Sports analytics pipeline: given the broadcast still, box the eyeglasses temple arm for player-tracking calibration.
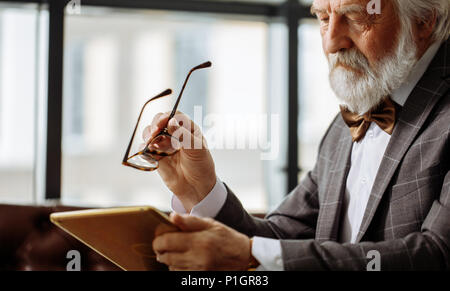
[168,61,211,120]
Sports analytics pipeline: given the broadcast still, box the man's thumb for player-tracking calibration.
[170,213,212,232]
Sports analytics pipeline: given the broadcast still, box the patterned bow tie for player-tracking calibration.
[340,98,397,142]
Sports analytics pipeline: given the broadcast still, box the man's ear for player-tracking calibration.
[415,9,437,41]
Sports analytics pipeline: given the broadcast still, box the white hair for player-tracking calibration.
[392,0,450,44]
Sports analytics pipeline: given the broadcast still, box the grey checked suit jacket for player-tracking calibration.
[214,39,450,271]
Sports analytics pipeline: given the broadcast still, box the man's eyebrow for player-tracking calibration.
[310,4,327,16]
[334,4,365,15]
[310,4,365,16]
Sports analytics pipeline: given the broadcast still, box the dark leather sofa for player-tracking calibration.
[0,203,266,271]
[0,203,120,271]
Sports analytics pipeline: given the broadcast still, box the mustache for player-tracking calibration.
[328,49,375,78]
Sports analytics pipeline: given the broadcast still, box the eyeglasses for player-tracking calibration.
[122,61,212,171]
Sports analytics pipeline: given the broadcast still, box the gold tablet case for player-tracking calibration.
[50,206,178,271]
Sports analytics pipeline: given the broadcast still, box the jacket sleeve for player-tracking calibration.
[214,166,320,240]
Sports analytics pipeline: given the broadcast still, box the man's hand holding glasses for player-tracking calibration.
[122,61,217,212]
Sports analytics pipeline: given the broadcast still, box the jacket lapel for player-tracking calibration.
[315,128,353,243]
[355,40,450,242]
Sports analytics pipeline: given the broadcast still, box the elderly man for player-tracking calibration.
[150,0,450,270]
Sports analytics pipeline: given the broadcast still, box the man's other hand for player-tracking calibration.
[153,213,252,271]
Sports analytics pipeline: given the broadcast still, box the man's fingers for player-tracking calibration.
[167,112,201,135]
[140,111,207,157]
[142,112,170,142]
[153,232,191,254]
[169,122,201,146]
[166,118,205,151]
[154,223,179,237]
[144,111,196,141]
[142,111,202,145]
[157,250,203,271]
[157,252,191,269]
[170,213,213,232]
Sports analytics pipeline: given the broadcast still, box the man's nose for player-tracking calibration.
[323,14,353,54]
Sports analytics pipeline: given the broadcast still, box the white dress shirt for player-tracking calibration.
[171,41,442,271]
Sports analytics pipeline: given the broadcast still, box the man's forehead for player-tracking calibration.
[312,0,367,12]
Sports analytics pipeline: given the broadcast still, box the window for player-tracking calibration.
[298,20,339,178]
[1,0,318,214]
[0,3,47,204]
[62,7,287,212]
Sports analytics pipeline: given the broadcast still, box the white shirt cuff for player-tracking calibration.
[252,236,284,271]
[171,177,228,218]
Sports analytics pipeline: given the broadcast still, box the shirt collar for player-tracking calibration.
[391,41,442,106]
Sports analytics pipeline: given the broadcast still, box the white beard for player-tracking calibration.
[328,27,418,115]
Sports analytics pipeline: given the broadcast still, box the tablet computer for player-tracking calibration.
[50,206,178,271]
